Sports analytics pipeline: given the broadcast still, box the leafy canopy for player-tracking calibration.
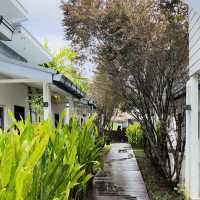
[43,39,89,92]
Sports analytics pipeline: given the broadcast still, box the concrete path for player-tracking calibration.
[88,143,149,200]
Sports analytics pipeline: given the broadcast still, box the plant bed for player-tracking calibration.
[0,112,104,200]
[85,144,111,199]
[134,148,184,200]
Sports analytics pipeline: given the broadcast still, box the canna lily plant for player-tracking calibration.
[0,112,103,200]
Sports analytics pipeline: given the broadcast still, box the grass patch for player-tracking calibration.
[134,148,184,200]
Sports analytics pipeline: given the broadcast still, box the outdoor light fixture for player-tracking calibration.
[65,103,70,108]
[0,16,14,41]
[43,102,49,108]
[185,105,191,111]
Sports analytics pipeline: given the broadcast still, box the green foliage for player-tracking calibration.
[175,184,189,200]
[0,112,103,200]
[155,121,161,137]
[126,123,144,147]
[43,40,89,92]
[134,149,184,200]
[28,96,43,123]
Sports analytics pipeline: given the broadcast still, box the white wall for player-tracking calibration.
[51,103,65,125]
[189,0,200,76]
[0,75,28,128]
[186,1,200,197]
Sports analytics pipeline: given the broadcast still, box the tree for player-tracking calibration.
[62,0,188,187]
[90,64,122,132]
[43,39,89,92]
[29,41,90,122]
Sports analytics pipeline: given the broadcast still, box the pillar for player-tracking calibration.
[64,97,74,124]
[185,79,191,193]
[69,97,74,119]
[43,82,51,120]
[64,103,70,124]
[186,76,200,200]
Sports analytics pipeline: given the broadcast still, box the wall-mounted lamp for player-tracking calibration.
[185,105,191,111]
[65,103,70,108]
[43,102,49,108]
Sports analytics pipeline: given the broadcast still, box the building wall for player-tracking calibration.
[177,90,200,189]
[186,1,200,198]
[0,74,28,128]
[0,41,27,62]
[189,1,200,76]
[0,39,28,128]
[51,103,66,125]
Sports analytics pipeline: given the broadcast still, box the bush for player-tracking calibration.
[0,112,103,200]
[126,122,144,148]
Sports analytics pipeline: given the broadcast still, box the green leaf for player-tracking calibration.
[0,135,14,188]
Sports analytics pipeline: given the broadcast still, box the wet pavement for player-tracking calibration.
[87,143,149,200]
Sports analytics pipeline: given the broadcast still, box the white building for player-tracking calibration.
[185,0,200,199]
[0,0,91,129]
[111,112,135,130]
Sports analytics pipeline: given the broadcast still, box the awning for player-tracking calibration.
[0,56,85,99]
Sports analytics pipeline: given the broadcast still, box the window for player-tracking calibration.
[55,113,60,127]
[0,106,4,129]
[14,106,25,121]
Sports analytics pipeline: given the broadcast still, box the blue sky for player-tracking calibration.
[18,0,94,77]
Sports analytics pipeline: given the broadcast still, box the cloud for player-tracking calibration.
[18,0,95,78]
[19,0,64,44]
[39,35,70,52]
[18,0,70,54]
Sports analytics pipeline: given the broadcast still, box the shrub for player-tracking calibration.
[126,122,144,148]
[0,112,103,200]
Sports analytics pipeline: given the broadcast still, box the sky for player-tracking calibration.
[188,1,200,13]
[19,0,66,50]
[18,0,94,77]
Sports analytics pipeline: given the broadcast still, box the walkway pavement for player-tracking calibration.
[88,143,149,200]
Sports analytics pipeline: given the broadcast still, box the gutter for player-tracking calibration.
[173,84,200,100]
[173,86,186,100]
[80,98,97,109]
[53,74,85,99]
[88,100,97,109]
[0,54,84,99]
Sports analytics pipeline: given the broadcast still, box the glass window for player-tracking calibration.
[0,107,4,129]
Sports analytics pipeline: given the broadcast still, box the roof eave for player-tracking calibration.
[53,74,85,99]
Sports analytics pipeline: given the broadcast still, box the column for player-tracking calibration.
[43,82,51,120]
[185,79,191,194]
[64,97,74,124]
[69,97,74,119]
[64,103,70,124]
[186,76,200,200]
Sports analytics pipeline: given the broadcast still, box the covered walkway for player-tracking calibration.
[88,143,149,200]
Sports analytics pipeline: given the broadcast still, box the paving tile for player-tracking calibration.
[87,143,149,200]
